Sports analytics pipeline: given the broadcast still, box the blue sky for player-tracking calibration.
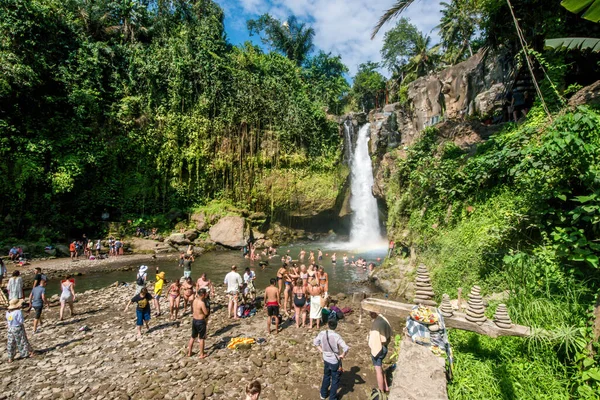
[214,0,443,76]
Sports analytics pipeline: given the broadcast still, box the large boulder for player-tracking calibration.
[183,229,198,241]
[166,233,190,246]
[569,80,600,107]
[190,212,208,231]
[208,216,246,249]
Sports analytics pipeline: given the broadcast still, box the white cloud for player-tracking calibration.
[216,0,443,76]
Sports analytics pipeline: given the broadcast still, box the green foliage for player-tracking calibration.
[385,106,600,398]
[546,37,600,52]
[562,0,600,23]
[0,0,342,241]
[349,62,386,112]
[303,51,350,114]
[437,0,482,64]
[247,14,315,66]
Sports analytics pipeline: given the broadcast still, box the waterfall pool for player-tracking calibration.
[44,241,388,297]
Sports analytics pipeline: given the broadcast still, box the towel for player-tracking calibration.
[368,314,392,357]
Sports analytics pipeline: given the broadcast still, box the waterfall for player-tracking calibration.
[349,123,382,245]
[343,120,353,164]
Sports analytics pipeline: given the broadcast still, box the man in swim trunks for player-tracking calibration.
[264,278,280,334]
[318,249,323,261]
[187,288,210,358]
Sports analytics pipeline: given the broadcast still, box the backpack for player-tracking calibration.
[370,389,388,400]
[331,305,344,320]
[136,274,145,286]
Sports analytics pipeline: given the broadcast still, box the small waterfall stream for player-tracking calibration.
[343,120,354,164]
[349,123,382,246]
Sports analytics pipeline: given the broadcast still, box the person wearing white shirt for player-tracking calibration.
[224,265,243,319]
[243,267,256,301]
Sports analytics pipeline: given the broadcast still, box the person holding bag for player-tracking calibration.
[313,314,349,400]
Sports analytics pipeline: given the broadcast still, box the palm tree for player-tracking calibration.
[247,14,315,65]
[372,0,417,39]
[403,33,442,80]
[105,0,148,43]
[437,0,481,63]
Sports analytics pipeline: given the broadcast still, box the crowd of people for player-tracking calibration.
[2,243,392,399]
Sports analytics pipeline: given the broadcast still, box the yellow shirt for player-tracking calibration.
[154,275,165,295]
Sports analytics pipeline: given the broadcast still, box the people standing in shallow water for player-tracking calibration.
[188,288,210,358]
[342,254,348,265]
[298,248,306,262]
[309,251,315,264]
[318,249,323,261]
[331,253,337,263]
[264,278,280,334]
[124,287,152,338]
[167,278,181,320]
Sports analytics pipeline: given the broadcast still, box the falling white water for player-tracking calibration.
[343,120,354,164]
[349,123,382,246]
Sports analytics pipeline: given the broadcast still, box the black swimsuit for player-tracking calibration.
[294,292,306,307]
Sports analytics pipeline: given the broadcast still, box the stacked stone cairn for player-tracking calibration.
[439,294,454,318]
[493,304,513,329]
[465,285,486,325]
[413,264,437,306]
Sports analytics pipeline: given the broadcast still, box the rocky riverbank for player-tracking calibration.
[0,284,398,400]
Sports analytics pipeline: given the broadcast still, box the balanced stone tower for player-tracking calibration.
[413,264,437,306]
[465,285,486,324]
[493,304,513,329]
[439,294,454,317]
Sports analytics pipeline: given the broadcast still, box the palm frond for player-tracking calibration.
[371,0,418,39]
[545,37,600,52]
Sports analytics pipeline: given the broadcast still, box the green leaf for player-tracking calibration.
[545,37,600,52]
[561,0,600,22]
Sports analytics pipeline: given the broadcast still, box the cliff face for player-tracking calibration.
[363,50,513,203]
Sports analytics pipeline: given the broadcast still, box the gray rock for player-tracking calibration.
[208,216,246,249]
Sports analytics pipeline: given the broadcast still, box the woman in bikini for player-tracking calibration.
[181,277,195,314]
[283,265,300,316]
[167,279,182,320]
[276,265,287,302]
[317,266,329,297]
[292,278,308,328]
[299,264,308,287]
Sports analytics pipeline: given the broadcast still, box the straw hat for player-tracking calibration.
[7,298,23,310]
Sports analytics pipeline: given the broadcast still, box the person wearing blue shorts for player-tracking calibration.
[124,287,153,337]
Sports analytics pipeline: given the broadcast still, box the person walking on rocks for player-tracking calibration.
[135,265,148,295]
[69,240,77,261]
[368,311,393,393]
[32,267,45,288]
[313,315,349,400]
[264,278,280,334]
[308,278,323,329]
[7,270,23,301]
[224,266,243,320]
[167,278,182,320]
[124,287,153,337]
[187,288,210,358]
[196,273,215,300]
[28,278,49,333]
[6,299,34,362]
[153,268,165,317]
[59,275,76,321]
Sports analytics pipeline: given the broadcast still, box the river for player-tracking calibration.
[45,241,388,297]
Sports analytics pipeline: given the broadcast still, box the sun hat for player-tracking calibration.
[157,271,165,279]
[7,299,23,310]
[139,265,148,273]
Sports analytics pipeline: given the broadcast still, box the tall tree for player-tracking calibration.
[247,14,315,65]
[350,62,387,112]
[437,0,481,63]
[303,51,350,113]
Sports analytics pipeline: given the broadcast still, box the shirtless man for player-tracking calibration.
[331,253,337,264]
[298,248,306,262]
[264,278,281,334]
[317,249,323,261]
[187,288,210,358]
